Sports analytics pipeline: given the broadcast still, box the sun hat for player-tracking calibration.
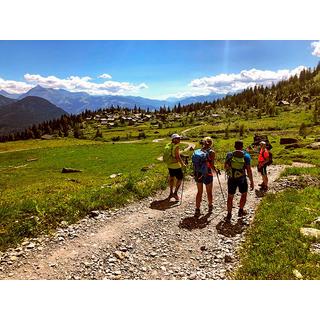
[171,133,181,139]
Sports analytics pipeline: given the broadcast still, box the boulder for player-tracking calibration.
[293,269,303,279]
[109,173,122,178]
[41,134,54,140]
[284,143,302,149]
[280,138,298,145]
[306,142,320,150]
[62,168,82,173]
[141,164,155,172]
[300,227,320,239]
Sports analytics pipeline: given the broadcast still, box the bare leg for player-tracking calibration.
[174,179,182,194]
[169,176,175,197]
[239,192,247,209]
[196,182,203,209]
[227,194,234,214]
[263,175,268,188]
[205,183,213,206]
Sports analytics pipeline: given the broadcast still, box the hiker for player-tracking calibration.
[257,141,269,191]
[192,137,215,216]
[164,133,186,201]
[224,140,254,222]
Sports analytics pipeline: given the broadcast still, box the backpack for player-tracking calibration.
[192,149,211,177]
[261,149,273,166]
[163,143,175,165]
[226,150,246,179]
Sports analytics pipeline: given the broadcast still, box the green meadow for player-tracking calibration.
[0,139,168,250]
[236,167,320,279]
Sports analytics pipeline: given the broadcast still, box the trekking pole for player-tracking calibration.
[179,158,188,205]
[179,173,185,206]
[214,167,226,203]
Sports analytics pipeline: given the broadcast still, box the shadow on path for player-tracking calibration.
[255,189,267,198]
[216,219,246,237]
[179,212,213,230]
[150,198,179,211]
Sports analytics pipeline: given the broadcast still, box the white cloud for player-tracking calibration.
[311,41,320,57]
[0,77,33,94]
[0,73,147,96]
[98,73,112,79]
[0,73,148,96]
[188,66,307,95]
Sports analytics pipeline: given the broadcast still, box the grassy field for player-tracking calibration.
[0,139,169,250]
[236,167,320,279]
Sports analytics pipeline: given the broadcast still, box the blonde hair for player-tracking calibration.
[202,136,213,145]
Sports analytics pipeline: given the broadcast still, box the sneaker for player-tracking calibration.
[225,212,232,222]
[172,192,179,201]
[194,208,201,217]
[238,208,247,217]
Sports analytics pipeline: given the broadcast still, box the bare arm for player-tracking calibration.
[246,164,254,190]
[175,145,185,167]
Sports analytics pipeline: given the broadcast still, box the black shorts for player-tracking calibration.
[228,177,248,195]
[168,168,183,180]
[194,170,213,185]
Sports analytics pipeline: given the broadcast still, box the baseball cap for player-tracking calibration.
[260,141,266,145]
[171,133,181,139]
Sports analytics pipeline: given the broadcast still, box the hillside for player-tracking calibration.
[0,90,20,99]
[0,96,68,135]
[0,94,15,107]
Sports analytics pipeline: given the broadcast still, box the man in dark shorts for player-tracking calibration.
[224,140,254,221]
[167,133,186,201]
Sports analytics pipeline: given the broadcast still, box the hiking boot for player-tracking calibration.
[208,205,213,213]
[172,192,179,201]
[260,185,268,192]
[225,212,232,222]
[194,208,201,217]
[167,193,174,200]
[238,208,247,217]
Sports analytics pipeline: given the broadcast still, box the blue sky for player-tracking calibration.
[0,40,319,99]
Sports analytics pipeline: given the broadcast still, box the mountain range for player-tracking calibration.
[0,86,225,115]
[0,95,68,135]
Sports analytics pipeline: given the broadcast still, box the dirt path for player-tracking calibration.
[0,164,287,280]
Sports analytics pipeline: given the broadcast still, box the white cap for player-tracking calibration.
[260,141,266,145]
[171,133,181,139]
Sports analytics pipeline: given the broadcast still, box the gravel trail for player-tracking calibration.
[0,165,285,280]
